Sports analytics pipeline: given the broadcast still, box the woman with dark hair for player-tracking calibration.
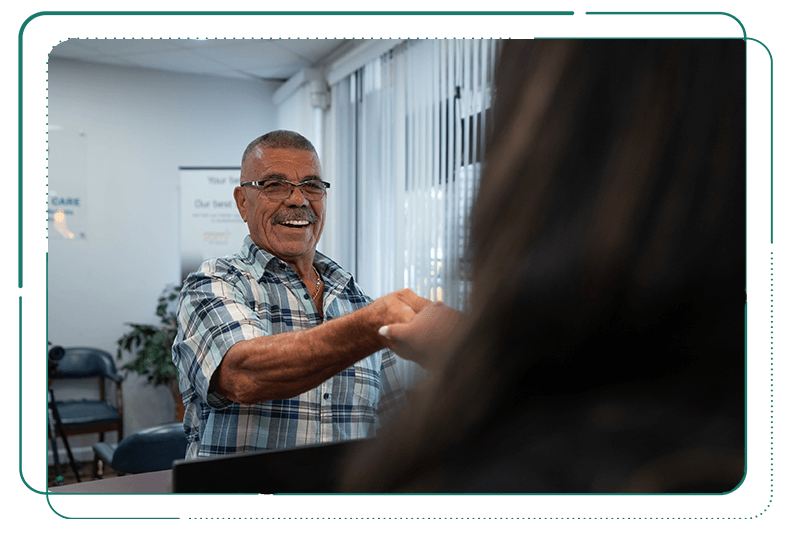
[340,39,746,493]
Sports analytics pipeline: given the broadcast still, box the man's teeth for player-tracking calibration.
[282,220,310,226]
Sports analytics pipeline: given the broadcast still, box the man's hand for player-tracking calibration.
[394,289,433,313]
[377,301,463,367]
[366,289,432,341]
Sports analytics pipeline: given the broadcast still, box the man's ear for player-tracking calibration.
[233,186,248,222]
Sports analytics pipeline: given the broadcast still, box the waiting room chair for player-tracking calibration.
[92,423,186,477]
[50,347,124,458]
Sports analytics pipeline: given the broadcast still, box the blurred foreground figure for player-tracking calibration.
[340,39,745,493]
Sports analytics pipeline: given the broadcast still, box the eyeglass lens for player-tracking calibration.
[263,181,326,201]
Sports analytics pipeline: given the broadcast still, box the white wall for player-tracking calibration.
[47,58,280,460]
[276,83,315,145]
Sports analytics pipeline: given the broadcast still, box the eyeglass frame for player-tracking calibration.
[240,178,331,201]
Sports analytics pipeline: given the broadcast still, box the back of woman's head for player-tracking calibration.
[468,39,745,397]
[340,39,745,492]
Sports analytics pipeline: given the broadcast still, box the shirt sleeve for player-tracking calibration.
[172,263,270,409]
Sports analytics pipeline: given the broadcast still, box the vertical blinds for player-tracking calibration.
[334,39,500,312]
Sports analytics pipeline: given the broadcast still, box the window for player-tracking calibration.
[333,40,500,312]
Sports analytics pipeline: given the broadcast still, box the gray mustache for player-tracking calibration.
[272,208,319,225]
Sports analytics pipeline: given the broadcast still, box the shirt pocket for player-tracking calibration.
[353,353,381,408]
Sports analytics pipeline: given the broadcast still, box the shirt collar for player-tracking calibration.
[239,235,353,288]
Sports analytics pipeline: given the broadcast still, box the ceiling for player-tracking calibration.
[49,38,351,81]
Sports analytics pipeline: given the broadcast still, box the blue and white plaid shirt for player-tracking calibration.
[172,236,409,458]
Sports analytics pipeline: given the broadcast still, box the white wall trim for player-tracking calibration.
[273,68,324,106]
[273,40,406,107]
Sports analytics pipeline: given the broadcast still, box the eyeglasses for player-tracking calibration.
[241,179,330,201]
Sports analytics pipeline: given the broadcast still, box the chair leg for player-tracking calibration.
[49,393,82,483]
[61,437,82,483]
[93,452,103,480]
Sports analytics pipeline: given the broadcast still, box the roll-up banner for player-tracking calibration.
[179,167,248,281]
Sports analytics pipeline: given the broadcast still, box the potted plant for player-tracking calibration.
[116,284,185,423]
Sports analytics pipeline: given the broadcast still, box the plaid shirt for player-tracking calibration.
[172,236,408,458]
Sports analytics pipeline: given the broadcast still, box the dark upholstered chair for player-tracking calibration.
[93,423,186,477]
[51,347,124,456]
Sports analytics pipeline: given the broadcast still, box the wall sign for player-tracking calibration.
[48,127,88,240]
[179,167,248,281]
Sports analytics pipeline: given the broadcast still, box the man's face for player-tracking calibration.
[234,146,326,264]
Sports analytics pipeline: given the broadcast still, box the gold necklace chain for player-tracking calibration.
[311,266,322,300]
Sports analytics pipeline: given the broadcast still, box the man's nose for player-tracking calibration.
[285,184,309,206]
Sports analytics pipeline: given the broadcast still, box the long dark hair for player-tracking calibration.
[340,39,745,492]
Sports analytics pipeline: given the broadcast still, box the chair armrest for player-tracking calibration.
[106,372,124,383]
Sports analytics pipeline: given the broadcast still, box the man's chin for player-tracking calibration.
[262,240,318,261]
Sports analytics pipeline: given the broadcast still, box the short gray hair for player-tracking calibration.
[241,130,318,164]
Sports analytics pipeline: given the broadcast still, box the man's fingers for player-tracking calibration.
[396,289,433,312]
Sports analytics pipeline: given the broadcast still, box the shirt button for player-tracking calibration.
[323,393,330,400]
[304,293,310,299]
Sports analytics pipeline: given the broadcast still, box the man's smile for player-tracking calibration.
[278,219,312,228]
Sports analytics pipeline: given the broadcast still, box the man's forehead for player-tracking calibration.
[242,146,321,178]
[250,146,318,164]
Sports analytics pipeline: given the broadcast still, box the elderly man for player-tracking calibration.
[172,130,425,458]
